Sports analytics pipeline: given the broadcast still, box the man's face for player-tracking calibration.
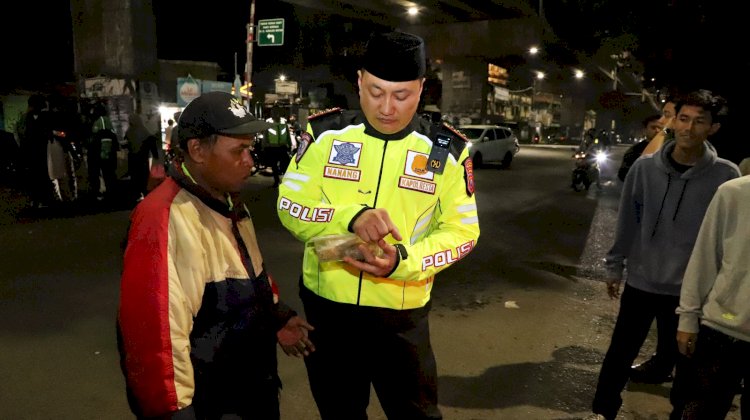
[659,101,676,127]
[673,105,719,150]
[644,120,663,141]
[358,70,424,135]
[200,134,255,194]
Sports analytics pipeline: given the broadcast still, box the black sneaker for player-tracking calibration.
[630,357,673,384]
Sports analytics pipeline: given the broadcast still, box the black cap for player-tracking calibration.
[177,91,273,148]
[363,31,426,82]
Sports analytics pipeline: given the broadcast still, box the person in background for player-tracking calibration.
[87,102,118,201]
[17,94,52,209]
[124,113,159,202]
[163,118,174,151]
[287,113,301,153]
[641,96,678,156]
[117,91,315,419]
[586,90,741,420]
[617,114,663,182]
[276,31,480,420]
[262,109,292,188]
[671,175,750,419]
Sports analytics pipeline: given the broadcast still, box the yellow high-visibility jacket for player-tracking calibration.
[277,109,480,310]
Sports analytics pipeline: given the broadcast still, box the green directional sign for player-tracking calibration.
[258,18,284,46]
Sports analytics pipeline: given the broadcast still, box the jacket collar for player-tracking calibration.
[168,162,243,218]
[362,115,419,140]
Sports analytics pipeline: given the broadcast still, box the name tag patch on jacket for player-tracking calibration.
[328,140,362,167]
[399,177,436,194]
[324,166,361,181]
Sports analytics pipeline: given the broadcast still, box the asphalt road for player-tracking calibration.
[0,145,741,419]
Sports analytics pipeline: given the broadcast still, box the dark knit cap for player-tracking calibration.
[177,91,272,149]
[363,31,426,82]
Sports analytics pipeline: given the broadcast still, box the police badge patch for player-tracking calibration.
[463,157,475,197]
[296,132,313,163]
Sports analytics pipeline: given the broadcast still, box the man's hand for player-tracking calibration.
[343,238,399,278]
[277,316,315,358]
[606,279,621,299]
[352,208,402,243]
[677,330,697,358]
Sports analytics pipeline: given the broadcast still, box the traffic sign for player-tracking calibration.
[258,18,284,46]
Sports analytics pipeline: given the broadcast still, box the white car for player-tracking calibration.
[458,125,520,168]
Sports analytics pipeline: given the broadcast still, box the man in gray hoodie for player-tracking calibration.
[587,90,741,420]
[671,174,750,418]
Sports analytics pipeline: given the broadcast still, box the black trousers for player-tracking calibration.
[264,146,289,185]
[592,283,680,419]
[300,284,442,420]
[671,325,749,419]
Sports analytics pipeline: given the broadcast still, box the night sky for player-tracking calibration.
[0,1,294,92]
[4,0,746,96]
[2,0,748,160]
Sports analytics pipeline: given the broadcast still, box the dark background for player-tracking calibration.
[2,0,748,162]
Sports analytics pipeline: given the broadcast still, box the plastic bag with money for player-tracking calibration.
[311,233,384,262]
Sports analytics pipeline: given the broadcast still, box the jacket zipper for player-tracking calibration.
[356,139,389,305]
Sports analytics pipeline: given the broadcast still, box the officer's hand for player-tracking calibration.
[277,316,315,358]
[352,209,402,243]
[676,330,697,358]
[606,279,621,299]
[343,238,399,278]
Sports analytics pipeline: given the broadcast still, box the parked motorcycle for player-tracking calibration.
[571,148,606,191]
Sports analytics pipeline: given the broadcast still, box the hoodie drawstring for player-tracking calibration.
[650,174,690,237]
[673,180,689,221]
[651,174,672,238]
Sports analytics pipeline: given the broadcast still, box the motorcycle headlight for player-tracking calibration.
[595,151,608,164]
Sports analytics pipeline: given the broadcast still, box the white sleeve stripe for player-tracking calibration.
[282,180,302,191]
[284,172,310,182]
[461,216,479,225]
[457,203,477,213]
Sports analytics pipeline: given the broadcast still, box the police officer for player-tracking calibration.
[262,108,292,187]
[276,31,480,419]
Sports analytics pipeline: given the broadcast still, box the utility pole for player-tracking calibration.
[245,0,256,110]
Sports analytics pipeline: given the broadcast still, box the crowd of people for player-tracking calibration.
[114,30,750,420]
[11,94,163,213]
[589,89,744,420]
[7,29,743,420]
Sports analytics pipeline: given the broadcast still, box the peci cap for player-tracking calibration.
[362,31,426,82]
[177,91,273,148]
